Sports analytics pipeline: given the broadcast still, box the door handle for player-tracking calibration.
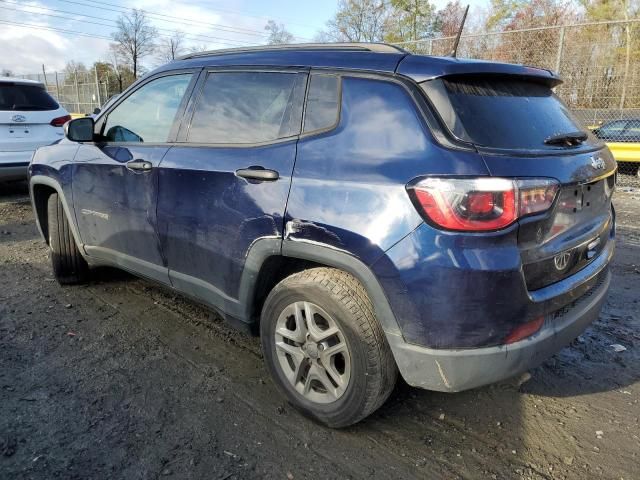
[235,167,279,181]
[126,160,153,172]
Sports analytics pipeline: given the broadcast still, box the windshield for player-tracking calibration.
[421,75,595,151]
[0,83,59,111]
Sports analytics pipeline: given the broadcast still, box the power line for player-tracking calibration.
[0,2,254,47]
[82,0,317,36]
[0,19,113,41]
[52,0,301,40]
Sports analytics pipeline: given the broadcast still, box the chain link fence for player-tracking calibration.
[395,19,640,187]
[16,68,108,116]
[12,21,640,186]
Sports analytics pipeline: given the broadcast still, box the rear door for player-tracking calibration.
[0,81,68,158]
[156,69,307,315]
[420,75,616,290]
[72,71,197,283]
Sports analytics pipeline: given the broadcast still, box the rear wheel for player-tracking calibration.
[260,268,397,427]
[47,193,88,284]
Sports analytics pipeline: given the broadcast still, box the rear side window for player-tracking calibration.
[304,74,340,133]
[303,74,340,133]
[187,72,306,144]
[421,76,589,150]
[0,83,58,111]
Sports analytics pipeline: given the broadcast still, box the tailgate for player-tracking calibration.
[481,147,616,290]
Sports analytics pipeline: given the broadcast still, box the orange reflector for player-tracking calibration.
[504,316,544,344]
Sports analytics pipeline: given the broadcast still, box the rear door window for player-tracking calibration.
[421,76,592,151]
[303,74,340,133]
[187,71,306,144]
[0,83,58,111]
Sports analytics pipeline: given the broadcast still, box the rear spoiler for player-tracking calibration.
[397,54,562,87]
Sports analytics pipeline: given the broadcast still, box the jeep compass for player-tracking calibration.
[29,43,616,427]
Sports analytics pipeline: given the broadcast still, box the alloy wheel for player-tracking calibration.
[274,301,351,404]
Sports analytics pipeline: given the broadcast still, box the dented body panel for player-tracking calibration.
[157,141,297,301]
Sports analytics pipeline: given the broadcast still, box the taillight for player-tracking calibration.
[408,177,559,232]
[50,115,72,127]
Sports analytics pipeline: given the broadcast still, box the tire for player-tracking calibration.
[47,193,89,284]
[260,267,397,428]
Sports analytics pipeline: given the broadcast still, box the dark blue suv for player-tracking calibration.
[29,43,616,427]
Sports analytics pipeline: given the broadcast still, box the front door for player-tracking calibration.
[156,70,307,317]
[72,72,196,283]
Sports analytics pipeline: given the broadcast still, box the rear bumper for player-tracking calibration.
[388,269,610,392]
[0,150,33,181]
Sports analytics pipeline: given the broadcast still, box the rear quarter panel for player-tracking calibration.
[285,74,488,266]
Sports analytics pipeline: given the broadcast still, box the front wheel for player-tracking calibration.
[260,268,397,428]
[47,193,89,284]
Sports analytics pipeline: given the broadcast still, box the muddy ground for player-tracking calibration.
[1,181,638,480]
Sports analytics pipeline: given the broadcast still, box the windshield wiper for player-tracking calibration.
[544,131,588,146]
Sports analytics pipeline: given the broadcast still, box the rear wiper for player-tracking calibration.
[544,131,588,146]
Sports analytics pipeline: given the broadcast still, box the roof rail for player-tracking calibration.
[177,42,407,60]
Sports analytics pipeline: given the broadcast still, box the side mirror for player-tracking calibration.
[93,107,101,115]
[64,117,94,142]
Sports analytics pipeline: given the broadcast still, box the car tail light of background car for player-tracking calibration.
[50,115,72,127]
[407,177,559,232]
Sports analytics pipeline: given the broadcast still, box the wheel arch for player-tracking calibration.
[29,175,83,250]
[240,238,402,338]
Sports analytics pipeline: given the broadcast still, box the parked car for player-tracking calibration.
[29,43,616,427]
[592,118,640,176]
[1,77,70,182]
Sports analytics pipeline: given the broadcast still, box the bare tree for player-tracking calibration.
[1,68,14,77]
[265,20,294,44]
[433,1,467,37]
[385,0,435,42]
[112,9,157,78]
[62,61,88,84]
[157,31,186,62]
[108,44,135,93]
[320,0,390,42]
[189,43,210,54]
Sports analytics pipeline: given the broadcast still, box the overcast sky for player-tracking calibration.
[0,0,488,74]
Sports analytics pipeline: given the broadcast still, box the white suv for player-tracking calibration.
[1,77,70,182]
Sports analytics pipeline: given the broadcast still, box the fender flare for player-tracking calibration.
[266,239,403,337]
[29,175,84,251]
[224,238,403,339]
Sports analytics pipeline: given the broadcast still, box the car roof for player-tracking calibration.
[0,76,45,87]
[157,42,561,86]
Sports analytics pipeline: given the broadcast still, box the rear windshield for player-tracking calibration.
[421,76,590,150]
[0,83,59,111]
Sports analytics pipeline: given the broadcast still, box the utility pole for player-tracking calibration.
[74,68,81,113]
[94,65,102,108]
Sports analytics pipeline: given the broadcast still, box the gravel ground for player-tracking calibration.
[1,180,638,480]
